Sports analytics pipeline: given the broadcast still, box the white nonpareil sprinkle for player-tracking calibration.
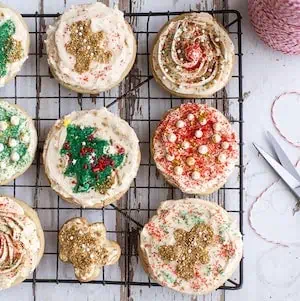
[166,153,174,161]
[10,116,20,126]
[191,171,200,180]
[80,125,84,130]
[0,121,8,131]
[10,151,20,162]
[165,68,169,73]
[213,122,222,132]
[0,143,4,152]
[72,159,77,165]
[82,141,86,146]
[215,37,220,42]
[222,141,230,150]
[208,68,212,72]
[186,157,195,166]
[212,134,222,143]
[162,76,166,80]
[167,133,177,143]
[200,118,207,126]
[174,166,183,175]
[176,66,180,70]
[79,32,83,36]
[8,138,18,148]
[181,141,190,150]
[187,114,194,121]
[218,153,227,163]
[195,129,203,138]
[176,120,185,128]
[177,49,181,54]
[198,145,208,155]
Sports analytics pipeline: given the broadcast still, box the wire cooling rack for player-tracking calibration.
[0,9,243,294]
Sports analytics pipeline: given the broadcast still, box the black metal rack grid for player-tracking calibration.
[0,9,244,294]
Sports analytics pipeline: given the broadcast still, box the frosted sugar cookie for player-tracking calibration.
[45,3,136,94]
[0,100,37,185]
[151,13,234,98]
[152,103,238,194]
[59,217,120,282]
[43,108,140,208]
[0,196,44,290]
[140,199,243,294]
[0,3,30,87]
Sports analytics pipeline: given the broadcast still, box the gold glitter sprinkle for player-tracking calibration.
[6,37,23,63]
[96,175,115,194]
[65,20,112,74]
[158,223,214,280]
[59,223,109,277]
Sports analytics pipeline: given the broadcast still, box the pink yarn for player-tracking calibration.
[248,0,300,54]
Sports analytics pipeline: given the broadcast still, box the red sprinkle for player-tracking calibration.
[80,147,94,156]
[92,156,114,173]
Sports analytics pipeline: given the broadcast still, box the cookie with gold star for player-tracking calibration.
[0,3,30,87]
[43,108,140,208]
[139,198,243,295]
[152,103,239,195]
[0,100,37,185]
[45,3,136,94]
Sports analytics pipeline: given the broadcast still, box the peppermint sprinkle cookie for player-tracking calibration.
[45,3,136,94]
[0,196,44,290]
[59,217,121,282]
[0,3,30,87]
[139,199,243,295]
[43,108,140,208]
[0,101,37,185]
[151,13,234,98]
[152,103,238,194]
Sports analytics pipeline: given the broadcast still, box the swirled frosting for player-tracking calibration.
[152,13,234,97]
[0,196,40,289]
[45,3,136,93]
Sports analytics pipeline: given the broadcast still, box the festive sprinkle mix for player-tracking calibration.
[65,20,112,74]
[158,223,214,280]
[0,20,23,77]
[60,124,125,193]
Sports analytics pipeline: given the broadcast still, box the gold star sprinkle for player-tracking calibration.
[65,20,112,74]
[158,223,214,280]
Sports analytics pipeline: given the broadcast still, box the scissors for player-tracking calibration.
[253,131,300,214]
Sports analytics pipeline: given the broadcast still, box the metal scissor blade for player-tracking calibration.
[267,131,300,182]
[253,143,300,199]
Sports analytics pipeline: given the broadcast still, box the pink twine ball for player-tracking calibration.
[248,0,300,54]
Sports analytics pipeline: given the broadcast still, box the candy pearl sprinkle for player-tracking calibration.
[191,171,200,180]
[181,141,190,150]
[187,114,194,121]
[167,133,177,143]
[8,138,18,148]
[218,153,227,163]
[166,153,175,161]
[198,145,208,155]
[195,130,203,138]
[212,134,221,143]
[213,122,222,132]
[174,166,183,175]
[11,152,20,162]
[176,120,185,128]
[186,157,195,166]
[200,118,207,126]
[222,141,229,150]
[10,116,20,126]
[0,121,8,131]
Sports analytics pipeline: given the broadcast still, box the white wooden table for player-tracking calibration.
[1,0,300,300]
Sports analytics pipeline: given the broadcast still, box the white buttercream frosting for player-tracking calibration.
[45,3,136,93]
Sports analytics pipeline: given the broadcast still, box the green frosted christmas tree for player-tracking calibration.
[61,124,125,193]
